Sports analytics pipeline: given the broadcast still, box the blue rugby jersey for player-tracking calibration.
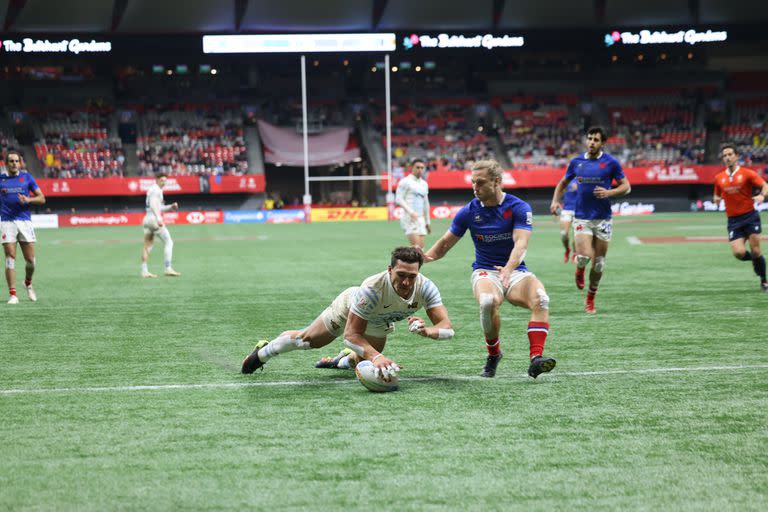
[0,172,40,221]
[564,152,625,220]
[450,193,532,271]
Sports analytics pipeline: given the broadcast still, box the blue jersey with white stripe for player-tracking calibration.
[450,193,532,271]
[0,172,40,221]
[564,152,624,220]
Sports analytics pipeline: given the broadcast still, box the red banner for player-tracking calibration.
[37,175,265,197]
[382,165,723,190]
[58,210,223,227]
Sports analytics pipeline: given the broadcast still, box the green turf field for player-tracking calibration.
[2,212,767,511]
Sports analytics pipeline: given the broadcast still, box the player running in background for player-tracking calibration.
[241,246,453,378]
[395,159,431,248]
[141,173,180,278]
[550,126,631,314]
[713,143,768,292]
[558,180,579,263]
[423,159,555,379]
[0,150,45,304]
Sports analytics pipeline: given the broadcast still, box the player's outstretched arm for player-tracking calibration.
[423,231,460,263]
[408,305,454,339]
[343,313,400,378]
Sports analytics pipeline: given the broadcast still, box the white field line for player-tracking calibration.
[2,364,768,396]
[626,236,643,245]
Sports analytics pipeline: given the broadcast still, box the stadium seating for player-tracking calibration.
[33,109,126,178]
[375,99,498,171]
[722,97,768,164]
[598,91,705,166]
[136,104,247,176]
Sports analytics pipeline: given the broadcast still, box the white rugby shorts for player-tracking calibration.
[1,220,36,243]
[400,215,428,236]
[320,286,394,339]
[471,268,534,297]
[573,218,613,242]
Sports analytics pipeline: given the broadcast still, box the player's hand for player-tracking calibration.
[415,247,435,263]
[593,186,610,199]
[17,194,29,204]
[372,354,400,382]
[408,316,428,337]
[549,201,561,215]
[494,265,513,288]
[410,212,418,221]
[754,194,766,205]
[171,202,179,211]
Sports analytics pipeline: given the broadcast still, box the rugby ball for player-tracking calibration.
[355,360,399,393]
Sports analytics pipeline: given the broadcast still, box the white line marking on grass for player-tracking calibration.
[2,364,768,396]
[626,236,642,245]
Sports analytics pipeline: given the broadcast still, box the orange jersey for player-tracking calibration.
[713,167,766,217]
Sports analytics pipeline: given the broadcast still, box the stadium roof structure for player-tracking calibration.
[2,0,767,33]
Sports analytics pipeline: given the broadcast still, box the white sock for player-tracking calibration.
[336,355,351,369]
[141,263,149,273]
[258,334,310,362]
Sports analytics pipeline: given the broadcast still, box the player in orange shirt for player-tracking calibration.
[713,144,768,292]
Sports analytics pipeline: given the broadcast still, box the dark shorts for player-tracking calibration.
[727,210,762,241]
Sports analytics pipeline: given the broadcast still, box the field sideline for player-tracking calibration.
[2,212,767,511]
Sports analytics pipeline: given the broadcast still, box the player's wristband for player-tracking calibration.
[437,328,455,340]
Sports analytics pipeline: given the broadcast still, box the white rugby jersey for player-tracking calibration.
[145,183,164,218]
[350,270,443,328]
[395,174,430,218]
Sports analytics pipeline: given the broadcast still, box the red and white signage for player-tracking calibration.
[393,205,464,220]
[383,165,723,190]
[37,175,266,197]
[58,211,223,227]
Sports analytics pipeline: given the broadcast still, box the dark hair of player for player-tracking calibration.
[155,172,168,179]
[411,159,426,167]
[720,142,738,155]
[586,126,608,142]
[391,246,424,268]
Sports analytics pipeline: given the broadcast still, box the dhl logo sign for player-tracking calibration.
[311,207,388,222]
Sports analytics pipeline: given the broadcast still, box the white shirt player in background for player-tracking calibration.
[395,159,431,248]
[241,246,454,381]
[141,173,180,278]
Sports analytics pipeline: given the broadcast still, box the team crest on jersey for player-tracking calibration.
[576,225,583,231]
[478,271,488,277]
[475,234,484,242]
[526,212,532,225]
[503,209,513,219]
[357,297,368,308]
[599,163,606,169]
[474,214,483,224]
[408,302,418,309]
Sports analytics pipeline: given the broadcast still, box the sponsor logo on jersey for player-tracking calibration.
[408,302,418,309]
[475,232,513,243]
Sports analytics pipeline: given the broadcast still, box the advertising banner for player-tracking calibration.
[223,210,305,224]
[382,165,723,190]
[37,175,265,197]
[31,214,59,229]
[311,207,388,222]
[59,211,222,227]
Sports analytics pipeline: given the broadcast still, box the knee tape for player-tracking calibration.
[479,293,496,332]
[5,257,14,270]
[146,245,153,253]
[594,256,606,273]
[576,255,591,268]
[536,288,550,311]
